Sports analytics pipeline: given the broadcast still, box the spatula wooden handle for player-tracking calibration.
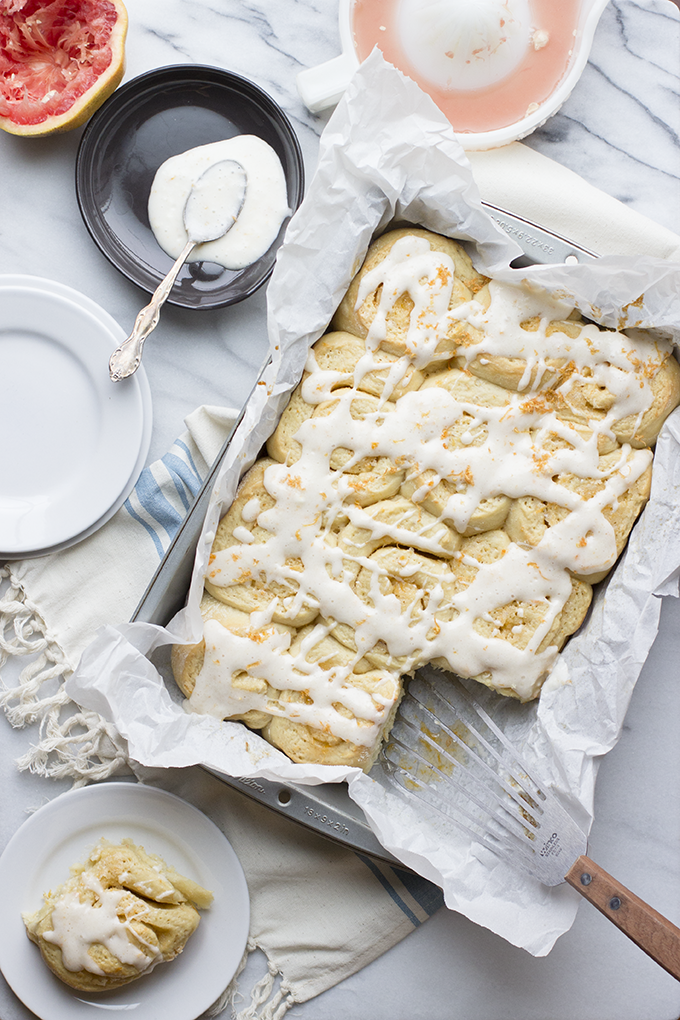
[565,854,680,980]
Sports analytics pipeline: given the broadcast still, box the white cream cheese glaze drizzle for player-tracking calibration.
[192,234,668,738]
[43,873,159,975]
[148,135,290,271]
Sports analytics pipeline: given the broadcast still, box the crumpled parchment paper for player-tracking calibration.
[67,51,680,956]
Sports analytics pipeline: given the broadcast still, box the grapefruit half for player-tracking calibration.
[0,0,127,137]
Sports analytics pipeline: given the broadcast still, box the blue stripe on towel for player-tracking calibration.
[164,458,196,511]
[357,854,443,926]
[124,439,206,557]
[166,440,203,497]
[123,498,165,557]
[390,864,445,916]
[136,469,182,534]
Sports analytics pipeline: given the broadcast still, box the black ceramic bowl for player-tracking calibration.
[75,65,305,310]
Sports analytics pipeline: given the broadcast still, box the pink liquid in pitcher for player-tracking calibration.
[351,0,583,135]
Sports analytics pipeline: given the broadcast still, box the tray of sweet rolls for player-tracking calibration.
[131,208,680,861]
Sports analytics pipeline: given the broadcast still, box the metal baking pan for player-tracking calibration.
[131,207,598,864]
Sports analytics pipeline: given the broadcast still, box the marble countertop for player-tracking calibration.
[1,1,679,1018]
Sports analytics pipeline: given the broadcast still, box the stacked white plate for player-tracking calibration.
[0,276,152,559]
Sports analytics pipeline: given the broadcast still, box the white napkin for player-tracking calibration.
[0,403,443,1018]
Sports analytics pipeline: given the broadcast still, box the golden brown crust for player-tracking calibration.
[614,353,680,447]
[335,495,461,559]
[172,594,293,729]
[461,316,585,392]
[261,667,403,770]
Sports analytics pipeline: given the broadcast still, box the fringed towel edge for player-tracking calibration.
[207,938,296,1020]
[0,565,129,782]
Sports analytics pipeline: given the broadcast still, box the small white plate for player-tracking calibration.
[0,782,250,1020]
[0,277,151,557]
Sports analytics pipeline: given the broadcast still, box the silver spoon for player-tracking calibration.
[109,158,247,382]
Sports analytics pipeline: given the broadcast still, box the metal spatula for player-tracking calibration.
[379,669,680,979]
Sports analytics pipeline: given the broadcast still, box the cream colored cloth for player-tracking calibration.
[468,142,680,261]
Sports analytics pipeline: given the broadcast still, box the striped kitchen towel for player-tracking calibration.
[0,403,444,1018]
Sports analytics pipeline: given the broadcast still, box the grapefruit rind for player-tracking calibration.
[0,0,128,137]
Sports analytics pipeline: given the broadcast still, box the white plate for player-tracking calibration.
[0,276,153,560]
[0,782,250,1020]
[0,277,151,556]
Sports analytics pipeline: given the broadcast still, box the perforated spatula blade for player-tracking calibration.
[380,669,680,980]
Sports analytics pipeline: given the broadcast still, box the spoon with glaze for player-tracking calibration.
[109,159,247,382]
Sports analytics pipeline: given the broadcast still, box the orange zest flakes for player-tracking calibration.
[246,628,270,644]
[620,293,645,319]
[285,474,303,489]
[532,449,551,473]
[626,349,659,379]
[447,465,474,487]
[436,264,452,287]
[519,394,554,416]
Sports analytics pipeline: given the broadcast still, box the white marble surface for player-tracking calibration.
[1,1,679,1018]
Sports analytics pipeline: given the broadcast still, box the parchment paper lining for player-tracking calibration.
[67,52,680,955]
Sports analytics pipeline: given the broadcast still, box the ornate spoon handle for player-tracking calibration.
[109,237,196,382]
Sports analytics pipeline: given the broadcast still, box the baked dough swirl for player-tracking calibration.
[172,228,680,769]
